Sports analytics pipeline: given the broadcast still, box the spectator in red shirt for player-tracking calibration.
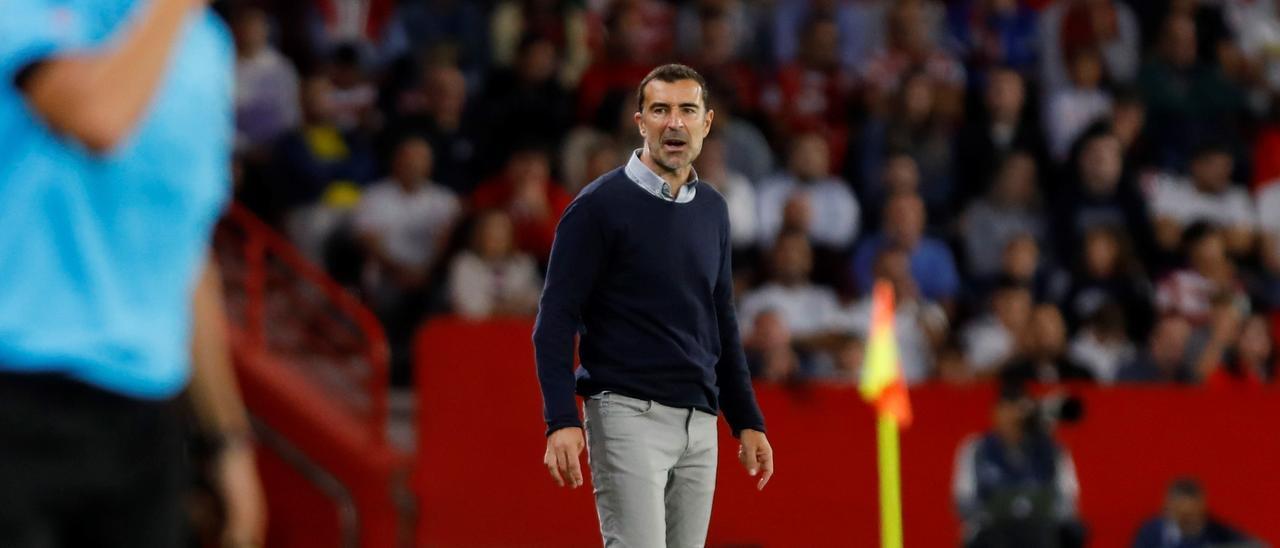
[760,14,854,166]
[471,144,572,264]
[1204,313,1275,387]
[574,1,666,122]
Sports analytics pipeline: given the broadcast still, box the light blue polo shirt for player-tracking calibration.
[0,0,234,399]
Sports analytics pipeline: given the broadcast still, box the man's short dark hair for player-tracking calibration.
[636,64,709,112]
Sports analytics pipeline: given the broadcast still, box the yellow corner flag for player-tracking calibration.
[858,280,912,548]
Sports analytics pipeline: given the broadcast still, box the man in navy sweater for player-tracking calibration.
[534,64,773,546]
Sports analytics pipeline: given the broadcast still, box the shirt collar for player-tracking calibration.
[624,148,698,203]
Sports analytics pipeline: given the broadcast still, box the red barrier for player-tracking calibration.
[415,318,1280,547]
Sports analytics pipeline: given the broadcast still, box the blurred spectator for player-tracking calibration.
[471,145,572,264]
[1155,224,1248,327]
[1132,478,1260,548]
[962,278,1033,377]
[771,0,910,72]
[1224,0,1280,100]
[1117,315,1196,384]
[324,43,379,133]
[1110,89,1151,171]
[952,385,1084,548]
[760,14,854,164]
[744,309,808,383]
[1258,181,1280,284]
[383,63,478,194]
[860,151,920,231]
[683,4,760,116]
[1067,303,1138,384]
[858,69,958,224]
[757,133,860,250]
[860,0,966,120]
[1001,304,1095,385]
[1204,313,1276,387]
[738,231,843,366]
[954,67,1049,204]
[676,0,756,61]
[696,137,758,252]
[380,0,489,82]
[1038,0,1140,92]
[272,76,377,216]
[353,136,461,299]
[961,151,1046,280]
[353,135,460,382]
[233,7,301,154]
[1044,48,1112,162]
[1052,127,1156,266]
[853,192,960,305]
[991,234,1067,305]
[1138,13,1248,169]
[709,95,775,183]
[831,245,948,384]
[575,2,665,122]
[1150,143,1257,257]
[1060,224,1154,342]
[489,0,592,87]
[447,210,542,320]
[944,0,1039,81]
[478,35,575,163]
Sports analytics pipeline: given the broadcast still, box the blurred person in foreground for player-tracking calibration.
[1132,478,1261,548]
[953,385,1085,548]
[533,64,772,546]
[0,0,263,546]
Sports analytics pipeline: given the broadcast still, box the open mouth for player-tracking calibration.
[662,138,688,152]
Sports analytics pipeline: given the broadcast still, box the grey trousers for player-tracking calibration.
[584,392,718,548]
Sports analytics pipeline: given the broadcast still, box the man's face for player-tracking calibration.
[394,139,433,183]
[1168,494,1207,535]
[884,194,925,247]
[1190,152,1233,193]
[789,135,830,181]
[1081,135,1123,194]
[771,234,813,284]
[635,79,714,175]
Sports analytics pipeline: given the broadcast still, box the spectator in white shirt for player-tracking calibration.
[962,278,1035,378]
[1155,223,1248,327]
[695,136,758,252]
[961,151,1046,280]
[739,231,843,346]
[1151,143,1257,257]
[353,136,461,300]
[232,7,300,154]
[1256,181,1280,279]
[756,133,861,250]
[1045,48,1113,163]
[447,210,542,320]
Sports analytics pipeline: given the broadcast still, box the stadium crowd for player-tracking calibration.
[219,0,1280,388]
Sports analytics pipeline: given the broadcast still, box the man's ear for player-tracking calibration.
[705,108,715,133]
[634,111,645,136]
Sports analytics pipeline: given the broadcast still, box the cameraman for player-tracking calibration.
[952,384,1085,548]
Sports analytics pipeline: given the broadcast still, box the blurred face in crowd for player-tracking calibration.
[993,153,1037,207]
[636,79,714,177]
[1150,316,1191,371]
[771,232,813,286]
[1080,133,1123,195]
[1032,305,1067,357]
[1190,151,1233,193]
[888,0,929,54]
[884,193,926,248]
[517,38,558,84]
[1167,492,1208,536]
[993,395,1031,444]
[801,19,840,69]
[700,12,736,64]
[1084,228,1120,278]
[616,6,650,61]
[883,154,920,196]
[1002,235,1039,281]
[900,72,935,123]
[751,310,793,352]
[993,286,1033,331]
[1163,15,1198,68]
[874,248,915,298]
[1112,101,1146,148]
[1237,315,1272,366]
[233,8,270,57]
[584,143,619,188]
[301,76,336,125]
[506,149,552,187]
[474,211,516,260]
[789,134,831,181]
[986,68,1026,124]
[426,66,467,122]
[1189,231,1227,276]
[392,138,433,187]
[695,137,728,185]
[1068,49,1104,89]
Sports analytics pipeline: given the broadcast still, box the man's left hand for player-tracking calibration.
[737,429,774,491]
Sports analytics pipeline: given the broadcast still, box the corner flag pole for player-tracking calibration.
[876,413,904,548]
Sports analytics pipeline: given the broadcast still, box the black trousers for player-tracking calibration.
[0,373,187,548]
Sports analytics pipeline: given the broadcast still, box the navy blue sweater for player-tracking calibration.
[532,168,765,436]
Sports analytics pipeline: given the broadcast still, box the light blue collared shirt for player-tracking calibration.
[624,148,699,203]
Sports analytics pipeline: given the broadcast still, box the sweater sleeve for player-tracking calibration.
[532,194,606,435]
[713,219,766,436]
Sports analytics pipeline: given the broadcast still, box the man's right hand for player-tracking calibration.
[543,427,585,488]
